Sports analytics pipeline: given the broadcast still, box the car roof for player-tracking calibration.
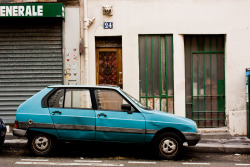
[47,85,120,90]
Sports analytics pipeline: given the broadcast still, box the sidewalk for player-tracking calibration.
[2,132,250,154]
[187,135,250,154]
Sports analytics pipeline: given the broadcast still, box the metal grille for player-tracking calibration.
[139,35,174,113]
[0,18,63,124]
[185,35,225,128]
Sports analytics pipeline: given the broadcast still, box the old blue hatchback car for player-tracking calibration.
[13,85,201,159]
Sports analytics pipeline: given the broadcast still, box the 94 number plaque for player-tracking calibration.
[104,22,113,29]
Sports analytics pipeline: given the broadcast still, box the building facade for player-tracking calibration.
[0,0,81,124]
[0,0,249,136]
[84,0,250,135]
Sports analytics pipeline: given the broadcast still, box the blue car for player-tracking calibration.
[0,117,6,147]
[13,85,201,159]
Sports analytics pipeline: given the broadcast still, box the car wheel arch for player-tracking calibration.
[27,130,57,140]
[151,127,186,144]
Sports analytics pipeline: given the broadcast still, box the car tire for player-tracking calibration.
[154,132,183,160]
[28,133,55,156]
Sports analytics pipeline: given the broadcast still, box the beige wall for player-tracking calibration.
[86,0,250,135]
[64,7,81,85]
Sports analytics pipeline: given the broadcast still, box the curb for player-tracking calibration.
[185,143,250,154]
[2,140,27,148]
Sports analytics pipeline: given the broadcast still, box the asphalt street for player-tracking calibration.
[0,150,250,167]
[0,142,250,167]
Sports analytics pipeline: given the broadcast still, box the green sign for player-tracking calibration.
[0,3,65,18]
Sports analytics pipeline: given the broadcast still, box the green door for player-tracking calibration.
[185,35,225,128]
[139,35,174,113]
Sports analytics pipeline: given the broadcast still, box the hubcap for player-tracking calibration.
[34,136,49,151]
[161,139,177,154]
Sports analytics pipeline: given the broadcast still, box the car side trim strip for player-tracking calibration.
[96,126,145,134]
[146,129,158,134]
[19,122,55,129]
[18,121,158,134]
[54,124,95,131]
[18,122,95,131]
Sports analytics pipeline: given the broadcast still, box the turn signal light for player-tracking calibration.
[14,120,19,129]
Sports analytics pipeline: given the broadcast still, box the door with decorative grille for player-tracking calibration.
[185,35,225,128]
[96,48,123,88]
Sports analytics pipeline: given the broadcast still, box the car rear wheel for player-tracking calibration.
[28,133,55,156]
[154,132,183,160]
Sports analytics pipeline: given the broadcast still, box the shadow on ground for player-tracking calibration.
[2,141,248,162]
[54,141,155,160]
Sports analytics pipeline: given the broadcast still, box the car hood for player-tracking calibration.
[153,110,195,124]
[142,109,197,132]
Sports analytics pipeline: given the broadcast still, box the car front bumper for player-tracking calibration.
[13,128,27,137]
[183,132,202,146]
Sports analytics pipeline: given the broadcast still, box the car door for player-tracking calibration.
[94,89,146,142]
[48,88,95,140]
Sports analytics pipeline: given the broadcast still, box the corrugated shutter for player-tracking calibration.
[0,18,63,124]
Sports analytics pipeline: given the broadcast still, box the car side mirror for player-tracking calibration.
[121,104,133,114]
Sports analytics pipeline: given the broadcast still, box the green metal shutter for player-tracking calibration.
[0,18,63,124]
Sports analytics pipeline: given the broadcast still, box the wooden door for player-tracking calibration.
[96,48,123,88]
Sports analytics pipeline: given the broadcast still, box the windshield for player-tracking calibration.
[121,90,153,110]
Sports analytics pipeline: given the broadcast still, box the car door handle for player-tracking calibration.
[97,113,107,118]
[52,111,62,115]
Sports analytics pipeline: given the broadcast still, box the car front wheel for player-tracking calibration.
[154,132,183,160]
[28,133,55,156]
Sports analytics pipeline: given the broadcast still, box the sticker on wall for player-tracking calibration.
[66,58,70,62]
[73,48,77,52]
[73,57,77,61]
[67,73,71,76]
[74,73,77,76]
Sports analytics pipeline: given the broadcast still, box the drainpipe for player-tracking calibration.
[80,0,95,85]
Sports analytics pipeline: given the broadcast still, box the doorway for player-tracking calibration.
[95,37,122,88]
[185,35,225,128]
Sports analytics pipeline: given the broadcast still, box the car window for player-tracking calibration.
[121,90,153,110]
[48,89,64,108]
[95,89,129,111]
[64,89,92,109]
[48,88,92,109]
